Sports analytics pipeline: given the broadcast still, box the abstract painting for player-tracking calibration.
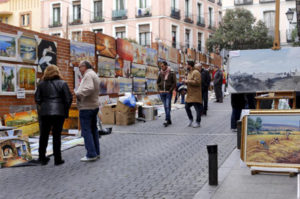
[146,79,158,92]
[132,43,147,64]
[0,32,18,61]
[145,66,159,79]
[118,77,132,94]
[146,47,158,67]
[133,77,146,94]
[19,35,37,63]
[96,33,116,58]
[117,38,133,61]
[38,39,57,72]
[97,56,115,77]
[131,63,146,78]
[1,63,16,95]
[17,65,36,93]
[70,41,95,67]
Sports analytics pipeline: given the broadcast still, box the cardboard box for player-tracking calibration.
[116,101,136,113]
[100,104,116,125]
[116,111,136,125]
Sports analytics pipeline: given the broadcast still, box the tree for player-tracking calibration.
[255,117,262,133]
[206,8,273,52]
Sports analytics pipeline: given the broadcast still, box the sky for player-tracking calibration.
[250,115,300,127]
[229,47,300,74]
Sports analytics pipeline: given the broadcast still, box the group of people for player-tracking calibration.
[157,61,224,128]
[35,61,101,165]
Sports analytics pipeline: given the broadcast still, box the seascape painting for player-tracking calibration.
[17,65,36,92]
[70,41,95,67]
[98,56,115,77]
[243,114,300,168]
[229,47,300,93]
[96,33,116,58]
[0,32,17,61]
[118,77,132,94]
[133,77,146,94]
[1,64,16,94]
[131,63,146,78]
[19,35,37,63]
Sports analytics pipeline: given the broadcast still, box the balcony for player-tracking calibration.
[208,22,217,31]
[184,13,194,24]
[217,1,222,6]
[234,0,253,5]
[90,15,105,23]
[136,7,152,18]
[49,20,62,28]
[112,9,128,20]
[197,16,205,27]
[170,7,180,20]
[208,0,215,2]
[259,0,275,3]
[69,19,83,25]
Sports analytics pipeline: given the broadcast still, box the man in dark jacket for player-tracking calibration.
[214,66,223,103]
[196,64,211,115]
[157,61,177,127]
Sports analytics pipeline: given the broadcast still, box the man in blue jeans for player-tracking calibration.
[157,61,177,127]
[75,61,100,162]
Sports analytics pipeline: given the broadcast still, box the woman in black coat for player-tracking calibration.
[35,65,72,166]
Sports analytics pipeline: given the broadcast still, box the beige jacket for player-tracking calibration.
[186,69,202,104]
[75,69,100,110]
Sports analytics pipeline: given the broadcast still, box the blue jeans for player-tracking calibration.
[80,108,100,158]
[160,92,172,121]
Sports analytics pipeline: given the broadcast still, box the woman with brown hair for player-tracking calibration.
[35,65,72,166]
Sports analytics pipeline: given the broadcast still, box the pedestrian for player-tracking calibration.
[196,64,211,116]
[231,93,246,131]
[75,61,101,162]
[183,61,203,128]
[174,82,187,104]
[213,65,223,103]
[35,65,72,166]
[157,61,177,127]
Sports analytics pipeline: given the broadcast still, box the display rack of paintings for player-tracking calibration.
[131,63,146,78]
[146,79,158,92]
[0,63,17,95]
[100,78,119,95]
[96,33,116,58]
[168,47,178,64]
[118,77,132,94]
[0,32,18,62]
[117,38,133,61]
[133,78,146,94]
[74,67,83,91]
[98,56,115,77]
[37,39,57,72]
[146,48,158,66]
[19,35,37,64]
[145,66,159,79]
[132,43,147,64]
[17,65,36,93]
[70,41,95,67]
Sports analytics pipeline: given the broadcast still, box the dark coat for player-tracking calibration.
[201,68,211,91]
[157,70,177,92]
[213,69,223,87]
[231,94,246,109]
[35,79,72,118]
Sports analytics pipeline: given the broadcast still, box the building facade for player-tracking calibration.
[0,0,41,32]
[41,0,222,52]
[223,0,297,45]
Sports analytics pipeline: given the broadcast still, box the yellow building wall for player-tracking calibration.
[0,0,41,32]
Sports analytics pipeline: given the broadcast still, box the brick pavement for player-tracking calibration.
[0,97,236,199]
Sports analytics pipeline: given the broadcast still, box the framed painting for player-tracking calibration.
[123,60,131,78]
[37,39,57,72]
[99,78,119,94]
[115,58,123,77]
[17,65,36,93]
[117,38,133,61]
[70,41,95,67]
[146,47,158,67]
[96,33,116,58]
[133,77,146,94]
[0,32,18,61]
[118,77,132,94]
[168,47,178,63]
[98,56,115,77]
[146,66,159,79]
[146,79,158,92]
[19,35,37,63]
[131,63,146,78]
[241,111,300,168]
[0,63,17,95]
[132,43,147,65]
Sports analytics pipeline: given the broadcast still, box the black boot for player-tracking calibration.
[163,120,169,127]
[38,157,50,165]
[54,159,65,166]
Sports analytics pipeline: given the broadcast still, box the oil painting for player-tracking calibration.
[146,47,158,67]
[19,35,37,63]
[96,33,116,58]
[1,63,16,95]
[98,56,115,77]
[0,32,18,61]
[17,65,36,93]
[146,66,159,79]
[131,63,146,78]
[118,77,132,94]
[70,41,95,67]
[146,79,158,92]
[133,77,146,94]
[132,43,147,64]
[38,39,57,72]
[117,38,133,61]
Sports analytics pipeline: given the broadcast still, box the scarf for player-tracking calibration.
[161,67,171,80]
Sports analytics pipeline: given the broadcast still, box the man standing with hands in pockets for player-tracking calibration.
[157,61,177,127]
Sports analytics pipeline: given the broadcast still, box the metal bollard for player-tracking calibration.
[237,120,242,150]
[207,145,218,186]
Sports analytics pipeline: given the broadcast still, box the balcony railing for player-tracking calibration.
[49,20,62,28]
[90,15,105,23]
[197,16,205,27]
[112,9,128,20]
[170,7,181,20]
[184,13,194,24]
[259,0,275,3]
[69,18,83,25]
[234,0,253,5]
[208,22,217,31]
[136,7,152,18]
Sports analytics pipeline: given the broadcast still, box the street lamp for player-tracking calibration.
[286,8,294,24]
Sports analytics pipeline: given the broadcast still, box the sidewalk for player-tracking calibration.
[194,149,298,199]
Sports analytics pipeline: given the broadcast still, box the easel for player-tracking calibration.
[255,91,296,109]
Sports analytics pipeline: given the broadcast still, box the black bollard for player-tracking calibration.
[237,120,242,149]
[207,145,218,186]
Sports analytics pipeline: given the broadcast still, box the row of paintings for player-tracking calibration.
[0,63,36,95]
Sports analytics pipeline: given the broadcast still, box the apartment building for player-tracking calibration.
[223,0,297,44]
[41,0,222,52]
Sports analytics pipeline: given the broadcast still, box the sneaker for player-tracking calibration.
[187,120,193,127]
[193,122,201,128]
[80,156,97,162]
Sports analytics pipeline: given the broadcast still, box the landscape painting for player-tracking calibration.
[243,114,300,168]
[19,35,37,63]
[146,79,158,92]
[96,33,116,58]
[98,56,115,77]
[0,32,18,61]
[229,47,300,93]
[131,63,146,78]
[118,77,132,94]
[132,43,147,64]
[146,47,158,66]
[1,63,16,95]
[158,43,169,61]
[17,65,36,92]
[133,77,146,94]
[146,66,159,79]
[117,38,133,61]
[70,41,95,67]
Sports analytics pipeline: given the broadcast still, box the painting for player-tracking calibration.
[0,32,18,61]
[96,33,116,58]
[229,47,300,93]
[146,66,159,79]
[146,47,158,66]
[123,60,131,78]
[70,41,95,67]
[131,63,146,78]
[38,39,57,72]
[19,35,37,63]
[132,43,147,64]
[17,65,36,93]
[146,79,158,92]
[158,43,169,61]
[118,77,132,94]
[74,67,83,91]
[117,38,133,61]
[100,78,119,94]
[168,47,178,63]
[133,77,146,94]
[97,56,115,77]
[242,113,300,168]
[1,63,17,95]
[187,48,196,61]
[116,58,131,78]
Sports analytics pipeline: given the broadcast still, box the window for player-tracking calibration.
[185,29,190,48]
[139,0,148,8]
[52,3,61,26]
[219,11,222,23]
[73,1,81,21]
[72,31,82,41]
[116,0,125,10]
[139,24,150,47]
[234,0,253,5]
[185,0,189,17]
[115,26,126,38]
[94,0,103,20]
[93,28,103,34]
[209,7,213,27]
[171,0,177,8]
[51,33,61,37]
[20,13,30,27]
[197,3,202,17]
[172,25,177,48]
[264,11,275,36]
[198,32,202,52]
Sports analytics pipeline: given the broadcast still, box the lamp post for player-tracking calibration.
[286,8,294,43]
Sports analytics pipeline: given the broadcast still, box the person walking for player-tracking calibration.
[196,64,211,116]
[214,65,223,103]
[183,61,203,128]
[35,65,72,166]
[75,61,101,162]
[231,93,246,131]
[157,61,177,127]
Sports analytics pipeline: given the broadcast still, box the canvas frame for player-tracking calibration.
[0,32,19,62]
[0,63,17,95]
[17,65,37,93]
[18,34,38,64]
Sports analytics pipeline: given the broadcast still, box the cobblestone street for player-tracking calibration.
[0,97,236,199]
